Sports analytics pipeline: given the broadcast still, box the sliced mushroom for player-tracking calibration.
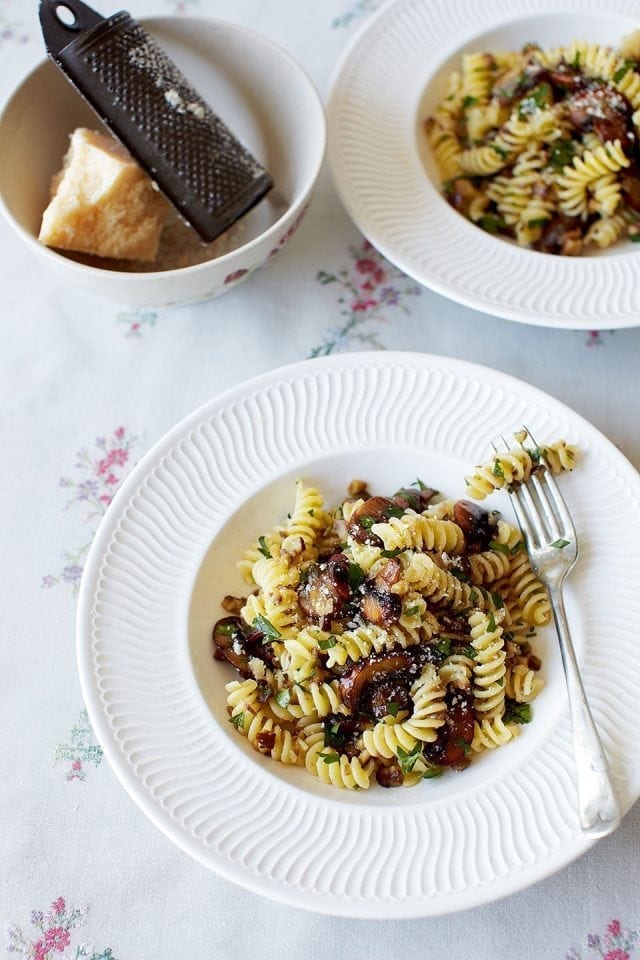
[339,652,413,712]
[453,499,495,552]
[424,690,475,767]
[347,496,399,546]
[366,676,412,720]
[361,585,402,626]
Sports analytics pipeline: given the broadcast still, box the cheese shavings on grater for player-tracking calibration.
[39,0,273,243]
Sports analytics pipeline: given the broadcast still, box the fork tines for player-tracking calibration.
[492,427,577,553]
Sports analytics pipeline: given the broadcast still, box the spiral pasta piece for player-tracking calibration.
[507,550,551,626]
[459,145,507,176]
[469,548,512,585]
[371,512,465,554]
[439,652,476,690]
[465,448,534,499]
[460,51,495,104]
[541,440,578,473]
[284,481,331,548]
[303,724,374,789]
[290,679,347,718]
[402,665,447,742]
[506,663,544,702]
[282,625,328,672]
[362,718,418,759]
[585,213,628,248]
[469,610,507,717]
[471,716,518,752]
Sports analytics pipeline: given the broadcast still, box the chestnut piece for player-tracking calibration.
[393,485,437,512]
[453,499,496,552]
[256,731,276,754]
[374,558,403,590]
[376,764,404,788]
[212,616,252,677]
[339,652,413,711]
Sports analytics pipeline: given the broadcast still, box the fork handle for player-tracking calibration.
[550,590,621,839]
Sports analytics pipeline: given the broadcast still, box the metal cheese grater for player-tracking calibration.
[39,0,273,243]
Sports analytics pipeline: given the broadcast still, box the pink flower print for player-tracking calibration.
[33,940,47,960]
[44,927,71,952]
[114,426,125,439]
[608,922,623,937]
[110,448,128,467]
[99,494,112,506]
[104,473,119,486]
[352,298,377,312]
[51,898,65,915]
[355,257,376,273]
[603,951,630,960]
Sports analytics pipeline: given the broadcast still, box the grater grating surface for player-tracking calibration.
[40,0,273,243]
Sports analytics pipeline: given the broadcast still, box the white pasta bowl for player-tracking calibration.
[327,0,640,328]
[0,17,325,307]
[77,352,640,917]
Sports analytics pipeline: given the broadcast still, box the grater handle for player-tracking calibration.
[40,0,105,58]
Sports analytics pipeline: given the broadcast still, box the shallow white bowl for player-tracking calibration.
[77,351,640,917]
[328,0,640,328]
[0,17,325,306]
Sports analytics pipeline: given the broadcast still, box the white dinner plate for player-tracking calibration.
[77,352,640,917]
[327,0,640,329]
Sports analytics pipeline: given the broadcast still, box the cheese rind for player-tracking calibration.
[39,128,168,262]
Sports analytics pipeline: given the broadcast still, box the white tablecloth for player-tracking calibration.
[2,1,639,956]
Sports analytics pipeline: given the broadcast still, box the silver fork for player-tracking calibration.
[496,429,620,839]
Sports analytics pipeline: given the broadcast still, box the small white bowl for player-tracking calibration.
[0,16,326,306]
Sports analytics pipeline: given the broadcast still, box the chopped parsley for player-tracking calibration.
[510,540,527,555]
[381,547,406,559]
[469,589,479,604]
[492,592,505,609]
[504,701,532,724]
[435,637,452,659]
[630,231,640,243]
[397,742,422,775]
[527,217,549,228]
[492,458,505,479]
[323,720,343,748]
[318,636,337,651]
[387,702,400,718]
[488,540,511,555]
[274,689,291,709]
[359,516,375,530]
[454,737,472,756]
[411,478,431,491]
[229,712,245,729]
[404,605,420,617]
[307,509,315,517]
[614,60,635,83]
[252,615,281,642]
[320,752,341,765]
[487,613,497,633]
[385,503,405,519]
[257,535,271,559]
[216,622,238,635]
[453,644,477,659]
[423,762,444,779]
[490,144,510,160]
[348,562,365,591]
[518,82,552,119]
[461,95,479,109]
[551,538,570,549]
[478,213,506,234]
[451,566,471,583]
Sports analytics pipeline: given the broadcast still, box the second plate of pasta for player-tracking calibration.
[327,0,640,327]
[77,351,640,917]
